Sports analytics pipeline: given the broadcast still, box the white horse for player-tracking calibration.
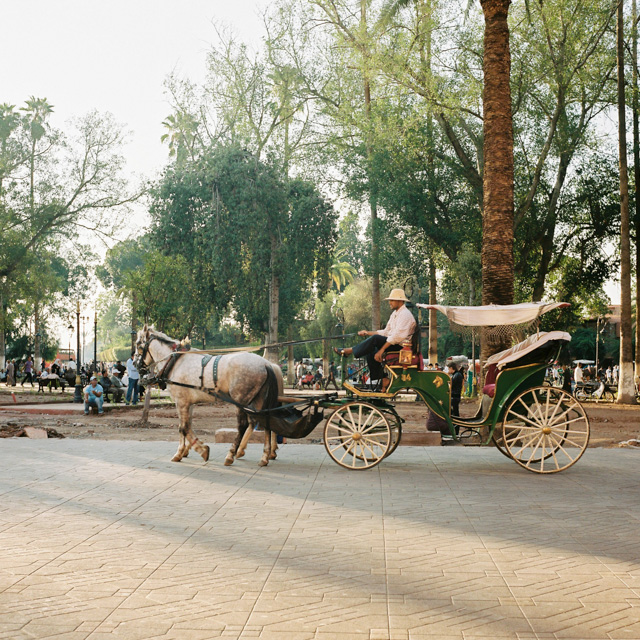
[134,326,283,467]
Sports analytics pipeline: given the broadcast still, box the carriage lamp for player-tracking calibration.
[398,339,413,366]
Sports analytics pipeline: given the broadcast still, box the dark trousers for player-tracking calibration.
[351,335,401,381]
[451,396,461,417]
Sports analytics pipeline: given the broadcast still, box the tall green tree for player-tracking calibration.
[0,101,138,281]
[148,146,336,353]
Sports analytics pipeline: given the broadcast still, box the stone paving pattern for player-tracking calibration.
[0,441,639,640]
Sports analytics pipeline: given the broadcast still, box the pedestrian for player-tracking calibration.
[573,362,583,396]
[6,359,15,386]
[125,351,140,405]
[449,362,463,417]
[21,355,34,387]
[324,361,339,390]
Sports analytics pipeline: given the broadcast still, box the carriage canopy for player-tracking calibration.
[415,302,570,327]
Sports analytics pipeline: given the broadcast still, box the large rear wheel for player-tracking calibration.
[502,387,589,473]
[324,402,391,470]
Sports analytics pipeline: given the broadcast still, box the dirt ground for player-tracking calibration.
[1,386,638,448]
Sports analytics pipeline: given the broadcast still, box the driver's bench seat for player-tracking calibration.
[383,325,424,370]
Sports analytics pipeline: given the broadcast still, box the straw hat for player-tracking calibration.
[385,288,410,302]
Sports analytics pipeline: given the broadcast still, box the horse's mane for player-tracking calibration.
[146,326,190,348]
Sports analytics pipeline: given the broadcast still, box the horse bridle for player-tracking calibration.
[134,333,186,380]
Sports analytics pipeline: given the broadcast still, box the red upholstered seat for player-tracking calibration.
[482,363,498,397]
[384,351,424,370]
[482,384,496,398]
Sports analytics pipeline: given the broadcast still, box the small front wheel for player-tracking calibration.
[324,402,391,470]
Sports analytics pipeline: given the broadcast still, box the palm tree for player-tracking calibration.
[330,250,357,291]
[20,97,54,213]
[160,112,200,164]
[479,0,514,357]
[381,0,514,356]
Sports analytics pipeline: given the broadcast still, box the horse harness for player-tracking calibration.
[137,333,326,436]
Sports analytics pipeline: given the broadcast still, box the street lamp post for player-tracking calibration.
[74,301,82,403]
[67,322,73,362]
[94,311,97,368]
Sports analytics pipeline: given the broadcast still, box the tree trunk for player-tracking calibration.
[0,291,5,370]
[480,0,515,357]
[266,235,280,364]
[616,0,637,404]
[428,259,438,365]
[323,339,329,386]
[633,0,640,385]
[34,303,41,371]
[361,0,380,331]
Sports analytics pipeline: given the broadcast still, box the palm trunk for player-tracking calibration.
[428,259,438,365]
[266,235,280,364]
[616,0,637,404]
[480,0,515,357]
[362,0,380,331]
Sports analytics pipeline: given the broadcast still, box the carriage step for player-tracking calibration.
[401,432,442,446]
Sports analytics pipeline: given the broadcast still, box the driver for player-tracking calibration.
[334,288,416,392]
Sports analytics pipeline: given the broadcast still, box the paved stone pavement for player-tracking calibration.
[1,441,639,640]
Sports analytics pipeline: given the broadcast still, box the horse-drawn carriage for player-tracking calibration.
[135,302,588,474]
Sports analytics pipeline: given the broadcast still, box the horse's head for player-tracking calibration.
[134,324,153,376]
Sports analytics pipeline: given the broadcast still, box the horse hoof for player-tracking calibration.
[183,449,189,458]
[171,455,182,463]
[268,453,277,460]
[237,449,245,458]
[201,445,210,462]
[258,459,269,467]
[224,456,234,466]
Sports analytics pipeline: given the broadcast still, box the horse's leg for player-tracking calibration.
[236,416,254,458]
[269,432,278,460]
[259,428,272,467]
[173,403,210,463]
[225,408,248,466]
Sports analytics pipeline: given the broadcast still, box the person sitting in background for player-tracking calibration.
[83,376,104,415]
[109,369,125,403]
[99,370,113,402]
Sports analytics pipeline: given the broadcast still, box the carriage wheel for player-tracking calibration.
[324,402,391,470]
[491,427,514,460]
[502,386,589,474]
[380,409,402,457]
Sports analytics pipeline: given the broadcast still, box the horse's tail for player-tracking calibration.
[263,364,281,410]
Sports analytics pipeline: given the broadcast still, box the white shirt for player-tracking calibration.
[574,366,583,383]
[377,304,416,345]
[126,358,140,380]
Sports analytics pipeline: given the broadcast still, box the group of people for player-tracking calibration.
[83,352,141,415]
[1,350,142,416]
[294,360,339,391]
[1,355,75,388]
[548,362,620,396]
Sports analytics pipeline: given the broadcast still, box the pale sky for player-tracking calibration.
[1,0,621,323]
[1,0,267,181]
